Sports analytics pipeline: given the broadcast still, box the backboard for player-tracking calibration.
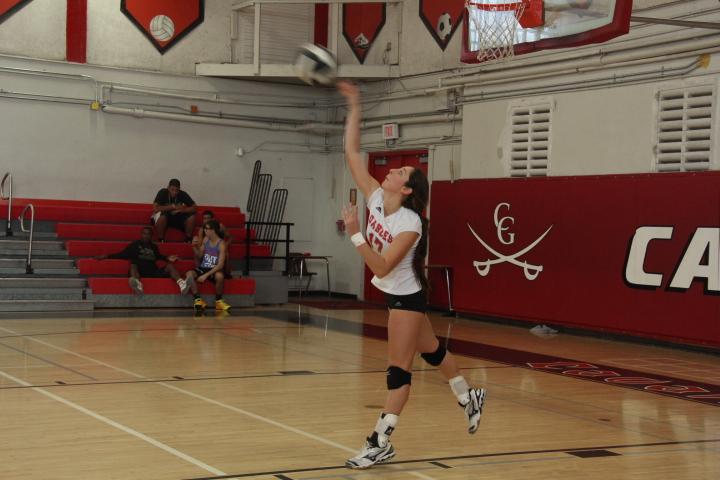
[462,0,633,63]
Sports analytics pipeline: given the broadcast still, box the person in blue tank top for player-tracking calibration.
[183,219,231,311]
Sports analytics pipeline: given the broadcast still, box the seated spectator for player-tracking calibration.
[196,210,234,277]
[95,227,187,295]
[152,178,197,243]
[184,219,231,311]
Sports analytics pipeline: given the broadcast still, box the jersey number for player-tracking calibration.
[368,233,384,253]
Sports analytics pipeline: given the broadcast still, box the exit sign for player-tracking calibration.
[382,123,399,140]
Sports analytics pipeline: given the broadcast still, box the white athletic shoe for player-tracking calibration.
[461,388,486,434]
[177,279,190,295]
[129,277,144,295]
[345,440,395,469]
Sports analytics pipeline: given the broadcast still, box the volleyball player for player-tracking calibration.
[337,81,487,469]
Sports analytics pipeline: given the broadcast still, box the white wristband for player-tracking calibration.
[350,232,366,247]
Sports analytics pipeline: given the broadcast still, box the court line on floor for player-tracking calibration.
[0,325,438,480]
[0,365,513,391]
[182,438,720,480]
[0,340,97,380]
[0,368,226,477]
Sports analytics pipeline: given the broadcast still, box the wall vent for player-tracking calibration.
[509,104,551,177]
[655,85,714,172]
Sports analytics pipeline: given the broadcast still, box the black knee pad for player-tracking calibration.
[421,344,447,367]
[386,366,412,390]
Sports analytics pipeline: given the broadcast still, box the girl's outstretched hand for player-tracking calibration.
[337,80,360,103]
[341,204,360,236]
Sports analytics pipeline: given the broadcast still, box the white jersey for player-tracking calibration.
[365,188,422,295]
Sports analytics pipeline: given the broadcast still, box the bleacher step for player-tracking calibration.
[0,239,65,250]
[0,289,89,301]
[0,259,75,269]
[0,232,58,239]
[0,269,80,276]
[0,278,87,288]
[0,249,69,258]
[0,300,94,312]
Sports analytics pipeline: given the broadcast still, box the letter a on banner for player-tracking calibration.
[342,3,385,64]
[121,0,204,54]
[0,0,33,24]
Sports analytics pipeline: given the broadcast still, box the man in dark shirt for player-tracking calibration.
[152,178,197,242]
[96,227,188,295]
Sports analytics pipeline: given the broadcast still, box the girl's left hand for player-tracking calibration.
[342,204,360,235]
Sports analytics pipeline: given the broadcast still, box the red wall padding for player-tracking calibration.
[89,277,255,295]
[429,172,720,348]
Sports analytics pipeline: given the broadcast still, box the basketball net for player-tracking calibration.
[466,0,527,62]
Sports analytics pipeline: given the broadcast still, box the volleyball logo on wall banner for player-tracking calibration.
[419,0,465,50]
[0,0,33,24]
[342,3,385,64]
[121,0,204,54]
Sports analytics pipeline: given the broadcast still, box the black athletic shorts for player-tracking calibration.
[384,290,427,313]
[194,267,219,282]
[134,262,168,278]
[160,212,192,230]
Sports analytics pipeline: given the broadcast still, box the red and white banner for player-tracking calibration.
[342,3,385,64]
[121,0,204,54]
[419,0,465,51]
[428,172,720,348]
[0,0,32,23]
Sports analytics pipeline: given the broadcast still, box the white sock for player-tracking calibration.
[449,375,470,404]
[373,413,399,447]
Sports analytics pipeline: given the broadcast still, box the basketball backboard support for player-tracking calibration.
[462,0,633,63]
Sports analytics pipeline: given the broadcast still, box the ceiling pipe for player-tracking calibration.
[102,105,343,133]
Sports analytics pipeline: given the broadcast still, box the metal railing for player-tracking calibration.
[19,204,34,274]
[1,172,12,236]
[243,220,294,275]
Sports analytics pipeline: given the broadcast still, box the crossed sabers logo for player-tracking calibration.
[467,203,553,281]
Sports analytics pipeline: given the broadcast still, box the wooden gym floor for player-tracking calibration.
[0,305,717,479]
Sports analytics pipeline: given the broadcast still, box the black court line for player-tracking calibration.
[0,341,97,380]
[250,310,720,407]
[0,365,510,391]
[3,309,718,405]
[429,461,452,468]
[183,438,720,480]
[273,475,294,480]
[0,368,393,391]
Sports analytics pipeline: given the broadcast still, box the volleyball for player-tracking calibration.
[294,43,338,87]
[150,15,175,42]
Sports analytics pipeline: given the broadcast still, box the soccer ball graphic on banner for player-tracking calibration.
[150,15,175,42]
[294,43,338,86]
[436,12,453,40]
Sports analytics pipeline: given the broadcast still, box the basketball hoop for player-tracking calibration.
[466,0,528,62]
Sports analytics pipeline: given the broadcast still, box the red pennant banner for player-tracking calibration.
[121,0,204,54]
[0,0,33,23]
[419,0,465,50]
[342,3,386,64]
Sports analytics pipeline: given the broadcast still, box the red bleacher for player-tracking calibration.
[67,240,269,258]
[0,198,263,304]
[77,258,198,275]
[89,277,255,295]
[56,223,253,242]
[6,199,246,225]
